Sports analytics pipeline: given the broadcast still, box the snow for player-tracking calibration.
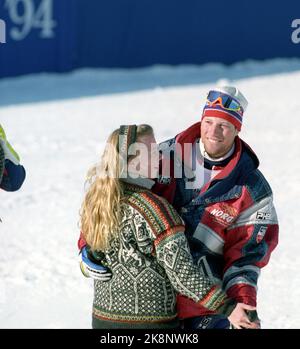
[0,59,299,328]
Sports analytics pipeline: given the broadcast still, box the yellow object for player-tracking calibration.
[0,124,20,163]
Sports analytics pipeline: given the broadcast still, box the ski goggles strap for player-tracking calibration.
[206,91,244,114]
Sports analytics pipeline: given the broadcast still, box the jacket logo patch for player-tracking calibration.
[256,226,267,243]
[209,204,238,225]
[256,212,271,220]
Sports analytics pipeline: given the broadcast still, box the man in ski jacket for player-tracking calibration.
[152,86,279,328]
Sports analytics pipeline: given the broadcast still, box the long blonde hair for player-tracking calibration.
[80,124,153,251]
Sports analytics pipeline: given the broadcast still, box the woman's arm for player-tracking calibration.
[155,230,235,316]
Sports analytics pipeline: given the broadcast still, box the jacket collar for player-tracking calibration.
[174,121,259,195]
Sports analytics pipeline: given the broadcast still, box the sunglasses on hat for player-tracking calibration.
[205,91,244,115]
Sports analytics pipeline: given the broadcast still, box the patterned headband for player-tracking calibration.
[118,125,138,158]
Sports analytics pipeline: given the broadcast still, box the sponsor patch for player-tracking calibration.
[208,203,238,225]
[256,212,271,220]
[256,226,268,243]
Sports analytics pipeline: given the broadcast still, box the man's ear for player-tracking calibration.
[235,128,240,137]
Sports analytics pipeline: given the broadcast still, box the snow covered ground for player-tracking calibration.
[0,59,299,328]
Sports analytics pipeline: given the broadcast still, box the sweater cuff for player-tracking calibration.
[215,298,237,317]
[197,285,235,315]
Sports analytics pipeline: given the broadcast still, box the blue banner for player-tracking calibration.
[1,0,300,78]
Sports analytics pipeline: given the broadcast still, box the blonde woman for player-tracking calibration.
[79,124,253,329]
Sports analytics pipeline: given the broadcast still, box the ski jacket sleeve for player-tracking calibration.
[223,194,279,306]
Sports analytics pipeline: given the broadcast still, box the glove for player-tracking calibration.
[0,124,20,165]
[79,246,112,281]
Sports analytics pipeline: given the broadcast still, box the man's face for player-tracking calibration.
[201,117,238,158]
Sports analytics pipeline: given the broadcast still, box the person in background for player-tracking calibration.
[0,124,26,192]
[0,124,26,222]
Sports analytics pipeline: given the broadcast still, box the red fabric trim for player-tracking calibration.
[226,284,257,307]
[78,231,87,250]
[177,295,215,319]
[197,285,224,309]
[175,122,201,162]
[177,284,257,319]
[152,177,176,204]
[202,109,242,131]
[93,312,177,323]
[154,226,185,247]
[224,224,255,272]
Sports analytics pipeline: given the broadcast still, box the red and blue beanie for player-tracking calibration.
[201,86,248,131]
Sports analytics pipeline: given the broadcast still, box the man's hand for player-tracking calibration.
[79,246,112,281]
[228,303,261,329]
[0,124,20,165]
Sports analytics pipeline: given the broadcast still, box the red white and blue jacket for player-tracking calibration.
[152,122,279,319]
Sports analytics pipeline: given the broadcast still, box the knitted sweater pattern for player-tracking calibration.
[92,183,226,323]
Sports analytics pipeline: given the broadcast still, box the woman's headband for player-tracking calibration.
[118,125,138,158]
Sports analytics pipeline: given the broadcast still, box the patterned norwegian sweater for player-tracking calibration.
[89,178,236,326]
